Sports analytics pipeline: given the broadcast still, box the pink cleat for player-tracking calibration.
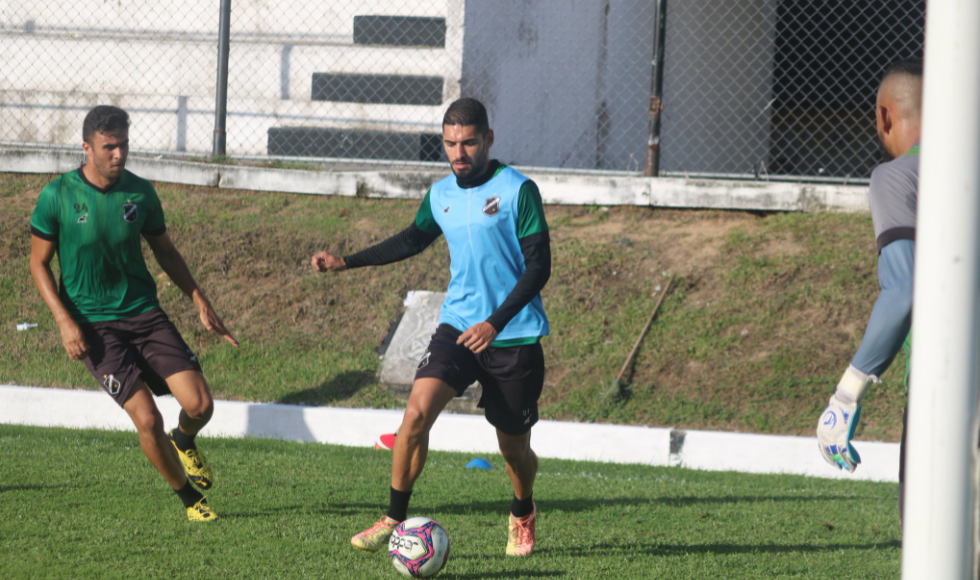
[506,502,536,556]
[351,515,401,552]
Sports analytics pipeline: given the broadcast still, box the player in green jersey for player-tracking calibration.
[29,105,238,521]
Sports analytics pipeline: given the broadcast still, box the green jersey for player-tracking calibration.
[30,168,166,323]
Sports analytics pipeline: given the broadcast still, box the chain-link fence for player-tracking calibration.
[1,0,925,181]
[0,0,218,156]
[660,0,925,181]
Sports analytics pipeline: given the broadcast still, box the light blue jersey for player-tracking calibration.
[418,164,550,342]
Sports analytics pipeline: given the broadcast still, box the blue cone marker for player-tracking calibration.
[466,458,492,470]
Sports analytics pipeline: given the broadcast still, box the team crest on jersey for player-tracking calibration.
[103,374,121,395]
[77,213,88,224]
[483,196,500,216]
[122,203,138,223]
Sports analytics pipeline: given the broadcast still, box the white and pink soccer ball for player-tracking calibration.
[388,517,451,578]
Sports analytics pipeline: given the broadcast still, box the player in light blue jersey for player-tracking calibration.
[312,98,550,556]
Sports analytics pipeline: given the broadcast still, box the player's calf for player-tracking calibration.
[169,427,214,489]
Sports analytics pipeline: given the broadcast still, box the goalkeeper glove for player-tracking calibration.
[816,366,877,472]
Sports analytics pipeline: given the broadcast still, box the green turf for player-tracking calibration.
[0,424,900,579]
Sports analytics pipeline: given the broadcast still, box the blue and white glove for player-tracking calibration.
[816,366,877,472]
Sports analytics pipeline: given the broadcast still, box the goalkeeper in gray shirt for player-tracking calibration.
[815,59,921,520]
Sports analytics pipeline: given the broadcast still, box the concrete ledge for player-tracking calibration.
[0,148,870,212]
[0,385,898,482]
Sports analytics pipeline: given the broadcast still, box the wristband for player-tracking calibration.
[834,365,879,404]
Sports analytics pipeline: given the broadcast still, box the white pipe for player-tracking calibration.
[903,1,980,578]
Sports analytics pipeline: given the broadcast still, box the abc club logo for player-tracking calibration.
[483,196,500,216]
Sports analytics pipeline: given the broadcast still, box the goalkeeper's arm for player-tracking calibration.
[817,240,914,471]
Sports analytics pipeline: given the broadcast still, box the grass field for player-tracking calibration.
[0,424,900,579]
[0,170,906,440]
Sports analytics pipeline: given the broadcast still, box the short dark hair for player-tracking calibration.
[83,105,130,143]
[442,98,489,135]
[881,59,923,84]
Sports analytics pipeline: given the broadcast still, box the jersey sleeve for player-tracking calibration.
[869,161,917,253]
[141,182,167,236]
[414,188,442,235]
[849,239,915,376]
[30,181,61,241]
[517,180,549,242]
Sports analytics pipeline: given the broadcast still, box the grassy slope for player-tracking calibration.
[0,424,900,579]
[0,172,905,440]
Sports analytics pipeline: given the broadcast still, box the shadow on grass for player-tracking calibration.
[444,571,566,579]
[0,484,69,493]
[278,370,377,406]
[531,540,901,557]
[223,493,887,527]
[425,494,875,516]
[227,502,384,519]
[226,495,879,520]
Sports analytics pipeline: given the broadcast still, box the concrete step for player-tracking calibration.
[353,15,446,47]
[267,127,442,161]
[312,73,444,106]
[2,89,442,155]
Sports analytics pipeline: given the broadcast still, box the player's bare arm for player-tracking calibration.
[311,251,347,272]
[144,231,239,347]
[29,234,89,361]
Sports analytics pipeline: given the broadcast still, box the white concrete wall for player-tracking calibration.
[460,0,655,170]
[1,0,448,37]
[0,384,900,482]
[0,91,444,153]
[660,0,778,174]
[0,148,874,213]
[0,0,457,154]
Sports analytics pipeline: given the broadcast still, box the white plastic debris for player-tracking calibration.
[403,291,416,307]
[16,323,38,331]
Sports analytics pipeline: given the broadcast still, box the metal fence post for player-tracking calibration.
[644,0,668,177]
[212,0,232,159]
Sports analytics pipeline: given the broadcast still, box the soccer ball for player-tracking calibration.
[388,517,450,578]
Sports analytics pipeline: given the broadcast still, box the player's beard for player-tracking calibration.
[95,154,126,184]
[451,152,488,182]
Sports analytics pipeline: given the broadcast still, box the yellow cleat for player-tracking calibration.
[506,502,536,556]
[169,429,214,490]
[351,515,401,552]
[186,498,219,522]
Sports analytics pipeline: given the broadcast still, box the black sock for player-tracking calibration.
[170,426,197,451]
[386,486,412,522]
[511,494,534,519]
[175,480,204,508]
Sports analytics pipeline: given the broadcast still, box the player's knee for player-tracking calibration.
[498,438,530,464]
[131,408,165,436]
[401,405,433,435]
[184,395,213,421]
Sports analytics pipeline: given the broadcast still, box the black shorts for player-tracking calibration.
[80,307,203,407]
[414,324,545,435]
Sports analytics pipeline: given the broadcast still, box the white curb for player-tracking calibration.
[0,148,871,213]
[0,384,898,482]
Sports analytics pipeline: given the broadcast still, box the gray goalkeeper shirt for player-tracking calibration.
[850,144,918,376]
